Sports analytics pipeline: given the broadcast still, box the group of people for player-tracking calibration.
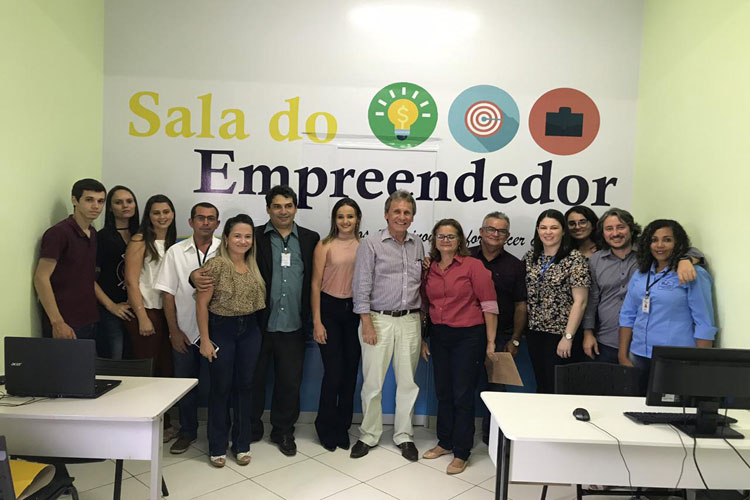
[33,178,717,474]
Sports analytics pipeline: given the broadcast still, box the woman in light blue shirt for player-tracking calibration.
[618,219,717,392]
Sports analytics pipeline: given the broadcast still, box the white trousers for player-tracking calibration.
[358,312,421,446]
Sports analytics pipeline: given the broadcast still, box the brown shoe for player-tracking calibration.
[170,436,196,455]
[423,445,452,459]
[446,458,467,475]
[163,425,179,443]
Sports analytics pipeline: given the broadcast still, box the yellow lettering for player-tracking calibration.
[305,112,337,143]
[219,109,249,140]
[269,97,302,142]
[128,91,160,137]
[197,93,214,138]
[165,107,195,138]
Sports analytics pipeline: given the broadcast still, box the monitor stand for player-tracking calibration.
[674,401,745,439]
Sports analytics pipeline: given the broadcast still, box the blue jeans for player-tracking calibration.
[207,312,261,456]
[173,344,204,439]
[96,305,125,359]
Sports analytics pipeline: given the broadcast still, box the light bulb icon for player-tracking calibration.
[387,99,419,140]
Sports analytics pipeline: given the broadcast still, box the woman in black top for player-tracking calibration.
[95,185,139,359]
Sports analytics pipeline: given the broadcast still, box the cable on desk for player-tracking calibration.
[718,406,750,472]
[586,421,632,490]
[669,424,688,489]
[0,391,49,407]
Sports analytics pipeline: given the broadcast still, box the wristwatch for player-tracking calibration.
[511,339,520,347]
[563,333,573,340]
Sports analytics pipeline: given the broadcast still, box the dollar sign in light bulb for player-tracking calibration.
[387,99,419,140]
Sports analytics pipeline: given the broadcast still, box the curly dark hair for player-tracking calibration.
[637,219,691,273]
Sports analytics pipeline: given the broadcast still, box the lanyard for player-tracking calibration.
[195,239,208,267]
[537,256,555,282]
[645,266,671,297]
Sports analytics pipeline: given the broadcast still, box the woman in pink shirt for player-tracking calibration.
[421,219,498,475]
[311,198,362,452]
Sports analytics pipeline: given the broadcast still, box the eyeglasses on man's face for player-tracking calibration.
[481,226,509,236]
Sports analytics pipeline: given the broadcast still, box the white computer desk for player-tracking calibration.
[481,392,750,500]
[0,376,197,500]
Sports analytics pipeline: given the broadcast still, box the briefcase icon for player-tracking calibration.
[545,107,583,137]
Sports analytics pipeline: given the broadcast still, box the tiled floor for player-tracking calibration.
[59,423,583,500]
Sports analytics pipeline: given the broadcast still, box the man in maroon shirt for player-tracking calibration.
[33,179,106,339]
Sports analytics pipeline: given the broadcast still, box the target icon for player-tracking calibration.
[464,100,503,137]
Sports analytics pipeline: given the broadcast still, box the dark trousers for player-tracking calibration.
[431,323,486,460]
[42,318,97,341]
[526,329,580,394]
[124,308,173,377]
[314,293,361,448]
[481,331,513,441]
[594,342,620,364]
[630,352,651,396]
[251,328,306,440]
[173,344,205,440]
[96,305,126,360]
[207,312,261,456]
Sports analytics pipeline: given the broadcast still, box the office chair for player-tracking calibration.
[94,358,170,500]
[2,436,79,500]
[538,362,686,500]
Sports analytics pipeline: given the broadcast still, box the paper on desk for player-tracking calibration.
[485,352,523,386]
[9,460,55,500]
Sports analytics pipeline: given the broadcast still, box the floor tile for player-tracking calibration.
[253,458,359,500]
[314,445,409,482]
[367,462,474,500]
[379,425,440,458]
[222,438,308,478]
[77,477,150,500]
[133,455,245,500]
[292,423,330,458]
[420,443,495,486]
[191,478,284,499]
[452,486,497,500]
[478,480,575,500]
[121,441,204,476]
[323,483,398,499]
[66,460,124,492]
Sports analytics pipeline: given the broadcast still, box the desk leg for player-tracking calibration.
[149,415,164,500]
[495,426,511,500]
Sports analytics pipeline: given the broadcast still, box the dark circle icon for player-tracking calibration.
[529,88,600,155]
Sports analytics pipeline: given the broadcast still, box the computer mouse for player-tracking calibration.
[573,407,590,421]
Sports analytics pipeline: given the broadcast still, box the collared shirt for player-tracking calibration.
[39,215,98,327]
[523,249,590,335]
[469,246,526,332]
[352,228,425,314]
[266,223,303,332]
[154,236,221,343]
[619,265,717,358]
[582,248,638,348]
[584,246,706,349]
[423,255,498,328]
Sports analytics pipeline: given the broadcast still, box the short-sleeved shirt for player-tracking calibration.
[469,246,526,333]
[423,255,498,328]
[523,249,590,335]
[154,237,221,342]
[39,216,98,328]
[203,257,266,317]
[266,224,303,332]
[96,227,128,304]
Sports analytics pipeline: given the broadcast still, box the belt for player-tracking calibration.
[372,309,421,317]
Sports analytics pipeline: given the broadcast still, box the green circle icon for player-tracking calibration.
[368,82,438,148]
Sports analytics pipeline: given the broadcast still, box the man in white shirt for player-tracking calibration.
[155,203,221,454]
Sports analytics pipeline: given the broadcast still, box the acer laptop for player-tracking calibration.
[4,337,121,398]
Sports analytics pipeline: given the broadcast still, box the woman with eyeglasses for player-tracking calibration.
[420,219,497,475]
[618,220,716,392]
[523,209,590,393]
[565,206,599,258]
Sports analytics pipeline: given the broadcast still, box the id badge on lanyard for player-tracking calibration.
[281,251,291,267]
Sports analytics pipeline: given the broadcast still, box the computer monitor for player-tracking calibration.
[647,346,750,439]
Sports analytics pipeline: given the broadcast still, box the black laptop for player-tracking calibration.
[4,337,121,398]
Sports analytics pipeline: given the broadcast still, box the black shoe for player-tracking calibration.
[398,442,418,462]
[322,442,337,452]
[272,435,297,456]
[251,434,263,443]
[350,440,372,459]
[337,434,351,450]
